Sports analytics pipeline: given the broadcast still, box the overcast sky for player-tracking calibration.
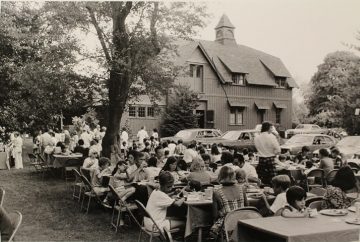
[195,0,360,85]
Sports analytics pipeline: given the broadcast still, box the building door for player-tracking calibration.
[196,110,205,128]
[258,110,265,124]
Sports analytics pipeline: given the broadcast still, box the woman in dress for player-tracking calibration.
[13,132,23,169]
[321,166,358,209]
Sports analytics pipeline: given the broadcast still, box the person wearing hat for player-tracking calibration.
[211,166,248,236]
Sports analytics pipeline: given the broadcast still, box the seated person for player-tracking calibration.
[235,169,248,187]
[82,150,99,169]
[294,146,311,164]
[144,157,161,181]
[280,186,309,218]
[126,151,148,183]
[91,157,112,193]
[331,147,344,168]
[73,139,89,158]
[202,154,217,180]
[247,152,256,164]
[187,158,212,185]
[89,139,101,157]
[161,156,183,183]
[211,166,248,236]
[321,166,357,209]
[103,160,136,209]
[145,171,185,232]
[261,175,291,216]
[235,153,259,183]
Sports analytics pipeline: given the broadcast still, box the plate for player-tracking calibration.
[345,218,360,225]
[348,206,356,212]
[319,209,348,216]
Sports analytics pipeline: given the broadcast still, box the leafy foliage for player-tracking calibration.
[306,51,360,133]
[160,85,199,137]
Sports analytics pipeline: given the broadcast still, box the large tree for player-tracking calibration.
[0,2,99,132]
[43,2,209,157]
[306,51,360,133]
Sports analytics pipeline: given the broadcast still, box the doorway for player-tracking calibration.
[196,110,205,128]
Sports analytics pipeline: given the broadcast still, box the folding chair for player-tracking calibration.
[309,187,326,197]
[305,196,324,207]
[80,167,93,182]
[72,169,85,202]
[223,207,262,242]
[28,153,43,173]
[64,159,82,185]
[6,210,23,242]
[163,227,174,242]
[80,175,107,213]
[309,200,324,211]
[108,185,138,232]
[0,187,5,206]
[306,169,325,191]
[325,169,339,186]
[134,200,181,242]
[38,154,54,179]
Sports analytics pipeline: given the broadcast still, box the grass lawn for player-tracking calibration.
[0,138,138,241]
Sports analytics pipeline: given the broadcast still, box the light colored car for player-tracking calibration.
[285,124,326,139]
[313,136,360,160]
[280,134,336,155]
[160,128,222,146]
[201,129,260,151]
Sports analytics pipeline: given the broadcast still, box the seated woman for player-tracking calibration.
[321,166,358,209]
[161,156,183,183]
[280,186,309,218]
[145,171,185,232]
[144,157,161,181]
[91,157,112,193]
[187,157,212,185]
[211,166,248,236]
[82,150,99,169]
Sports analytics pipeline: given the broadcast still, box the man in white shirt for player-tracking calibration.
[41,129,52,153]
[137,126,149,145]
[254,122,281,185]
[235,153,258,183]
[183,143,198,164]
[80,126,92,148]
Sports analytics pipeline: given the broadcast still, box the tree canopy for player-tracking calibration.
[306,51,360,133]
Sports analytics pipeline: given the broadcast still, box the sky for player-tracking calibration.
[195,0,360,85]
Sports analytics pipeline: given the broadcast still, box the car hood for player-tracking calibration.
[280,144,305,150]
[200,137,230,144]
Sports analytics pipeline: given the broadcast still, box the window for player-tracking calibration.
[275,77,287,88]
[138,107,146,117]
[229,108,243,125]
[196,65,203,78]
[189,64,203,78]
[232,73,245,85]
[275,108,281,124]
[129,106,136,117]
[147,107,155,117]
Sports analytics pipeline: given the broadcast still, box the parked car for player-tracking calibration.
[280,134,337,155]
[160,128,222,146]
[284,124,326,139]
[200,129,260,151]
[313,136,360,160]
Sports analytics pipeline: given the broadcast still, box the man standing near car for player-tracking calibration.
[254,121,281,185]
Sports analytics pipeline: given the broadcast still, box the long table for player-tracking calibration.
[234,213,360,242]
[52,154,83,168]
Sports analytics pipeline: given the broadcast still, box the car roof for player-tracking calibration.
[180,128,220,131]
[291,134,330,137]
[225,129,258,132]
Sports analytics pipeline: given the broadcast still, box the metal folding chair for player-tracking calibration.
[0,187,5,206]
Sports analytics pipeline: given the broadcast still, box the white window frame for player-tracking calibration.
[232,73,245,85]
[230,108,244,125]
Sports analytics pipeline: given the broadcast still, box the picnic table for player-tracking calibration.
[233,212,360,242]
[52,153,83,168]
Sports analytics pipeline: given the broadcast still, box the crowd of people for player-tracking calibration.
[28,122,359,239]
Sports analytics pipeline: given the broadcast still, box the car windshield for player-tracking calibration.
[222,131,241,140]
[174,130,193,139]
[337,137,360,148]
[286,135,314,144]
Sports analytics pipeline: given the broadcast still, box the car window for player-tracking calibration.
[175,130,193,139]
[239,132,250,140]
[196,131,205,138]
[312,125,320,129]
[296,125,304,129]
[313,136,324,145]
[323,136,334,144]
[204,130,216,138]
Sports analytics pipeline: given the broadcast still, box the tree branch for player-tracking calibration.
[86,5,112,64]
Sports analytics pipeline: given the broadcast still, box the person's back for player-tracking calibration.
[319,157,334,176]
[214,184,245,215]
[187,171,211,185]
[254,132,280,157]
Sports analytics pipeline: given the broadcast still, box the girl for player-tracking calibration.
[82,150,99,169]
[281,186,309,217]
[161,156,183,183]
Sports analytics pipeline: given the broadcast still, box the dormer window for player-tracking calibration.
[190,64,203,78]
[232,73,245,85]
[275,77,287,88]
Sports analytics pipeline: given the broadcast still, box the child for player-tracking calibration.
[82,150,99,169]
[91,157,112,194]
[144,171,185,232]
[261,175,291,216]
[281,186,309,217]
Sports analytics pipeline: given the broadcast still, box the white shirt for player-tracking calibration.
[144,190,174,232]
[183,148,198,163]
[137,129,149,144]
[41,132,52,147]
[80,132,92,148]
[82,158,99,169]
[254,132,281,157]
[168,143,176,156]
[120,131,129,143]
[13,136,23,152]
[242,162,258,178]
[270,192,287,213]
[144,167,161,180]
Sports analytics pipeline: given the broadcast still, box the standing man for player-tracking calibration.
[137,126,149,146]
[254,121,281,185]
[13,132,23,169]
[120,127,129,147]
